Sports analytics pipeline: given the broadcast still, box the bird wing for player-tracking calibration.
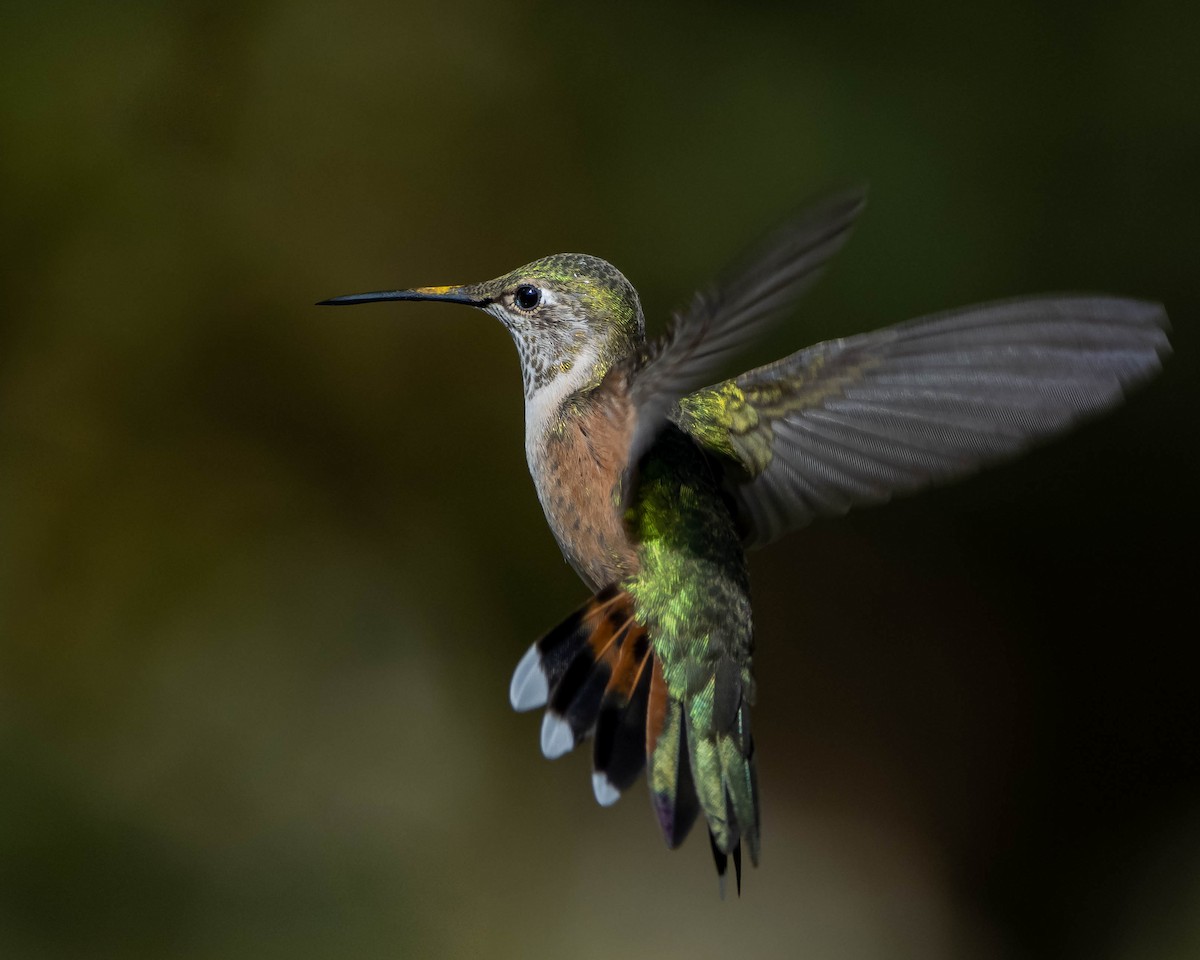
[622,187,868,492]
[673,295,1170,549]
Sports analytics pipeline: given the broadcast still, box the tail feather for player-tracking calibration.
[724,701,760,865]
[648,692,702,848]
[542,605,630,760]
[707,829,745,898]
[592,629,654,805]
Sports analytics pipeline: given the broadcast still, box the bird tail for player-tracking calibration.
[510,585,760,894]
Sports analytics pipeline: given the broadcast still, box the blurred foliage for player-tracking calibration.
[1,1,1197,958]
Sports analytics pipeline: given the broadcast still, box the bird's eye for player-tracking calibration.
[514,285,541,310]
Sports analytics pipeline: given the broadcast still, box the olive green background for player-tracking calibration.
[2,2,1197,958]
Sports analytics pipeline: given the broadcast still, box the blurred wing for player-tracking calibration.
[674,295,1170,549]
[624,187,868,483]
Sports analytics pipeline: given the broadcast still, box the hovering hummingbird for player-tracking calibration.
[320,189,1169,893]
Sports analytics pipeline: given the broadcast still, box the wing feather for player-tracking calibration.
[674,295,1170,548]
[623,187,868,483]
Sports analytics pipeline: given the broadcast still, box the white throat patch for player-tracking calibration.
[523,343,599,469]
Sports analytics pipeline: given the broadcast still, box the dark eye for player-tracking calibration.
[514,284,541,310]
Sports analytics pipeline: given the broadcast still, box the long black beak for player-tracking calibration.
[316,285,488,307]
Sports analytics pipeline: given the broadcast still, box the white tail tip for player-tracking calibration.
[540,712,575,759]
[591,771,621,807]
[509,644,549,711]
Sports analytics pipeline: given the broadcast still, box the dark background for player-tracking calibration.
[2,2,1197,958]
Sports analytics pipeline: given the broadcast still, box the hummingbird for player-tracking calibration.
[319,189,1169,893]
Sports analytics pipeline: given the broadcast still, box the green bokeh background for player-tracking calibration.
[2,2,1197,958]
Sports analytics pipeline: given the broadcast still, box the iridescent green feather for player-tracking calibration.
[675,349,880,479]
[626,427,759,860]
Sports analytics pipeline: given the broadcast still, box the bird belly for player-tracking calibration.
[528,409,638,592]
